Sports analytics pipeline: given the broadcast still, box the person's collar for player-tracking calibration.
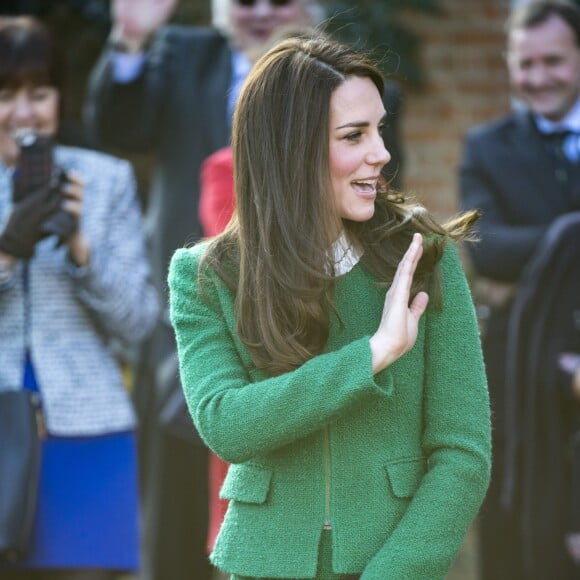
[331,231,362,276]
[534,96,580,134]
[231,50,252,81]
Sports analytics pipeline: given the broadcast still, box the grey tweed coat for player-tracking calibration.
[0,146,159,436]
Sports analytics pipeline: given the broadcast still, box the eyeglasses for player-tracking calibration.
[235,0,294,7]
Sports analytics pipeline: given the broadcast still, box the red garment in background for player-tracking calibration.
[199,146,235,237]
[199,146,235,553]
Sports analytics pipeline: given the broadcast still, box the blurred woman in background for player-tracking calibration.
[0,16,159,580]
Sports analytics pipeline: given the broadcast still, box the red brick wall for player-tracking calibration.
[398,0,511,218]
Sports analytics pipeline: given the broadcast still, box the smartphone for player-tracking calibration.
[12,132,55,203]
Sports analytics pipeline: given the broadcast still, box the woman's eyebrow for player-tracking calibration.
[335,113,387,130]
[336,120,369,129]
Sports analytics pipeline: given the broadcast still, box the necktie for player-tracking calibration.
[543,130,580,163]
[563,132,580,163]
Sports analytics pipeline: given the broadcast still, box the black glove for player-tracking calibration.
[40,172,78,246]
[0,184,60,259]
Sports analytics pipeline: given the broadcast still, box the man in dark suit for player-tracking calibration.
[459,1,580,578]
[84,2,405,580]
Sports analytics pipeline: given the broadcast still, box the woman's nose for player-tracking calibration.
[367,138,391,167]
[252,0,274,17]
[12,94,34,120]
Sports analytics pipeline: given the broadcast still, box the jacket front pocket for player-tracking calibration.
[219,463,272,504]
[385,457,426,498]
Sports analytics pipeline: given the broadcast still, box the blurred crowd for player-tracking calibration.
[0,1,579,579]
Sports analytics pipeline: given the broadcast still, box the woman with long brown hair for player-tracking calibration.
[169,33,491,580]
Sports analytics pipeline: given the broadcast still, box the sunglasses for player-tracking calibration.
[235,0,294,7]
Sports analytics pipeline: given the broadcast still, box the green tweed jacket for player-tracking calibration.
[168,241,491,580]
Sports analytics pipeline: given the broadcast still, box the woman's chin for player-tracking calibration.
[343,206,376,223]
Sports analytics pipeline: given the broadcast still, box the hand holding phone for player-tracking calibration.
[0,132,64,259]
[0,182,60,260]
[12,131,56,203]
[11,131,78,247]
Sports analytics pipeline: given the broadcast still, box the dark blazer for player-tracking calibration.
[459,110,580,580]
[502,213,580,579]
[459,110,580,441]
[459,110,580,282]
[85,26,232,288]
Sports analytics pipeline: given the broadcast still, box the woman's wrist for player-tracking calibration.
[67,232,90,267]
[0,252,15,283]
[0,251,16,267]
[369,334,397,375]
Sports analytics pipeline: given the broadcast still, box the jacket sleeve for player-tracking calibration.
[168,246,395,464]
[83,30,171,153]
[459,132,547,281]
[361,243,491,580]
[68,157,159,347]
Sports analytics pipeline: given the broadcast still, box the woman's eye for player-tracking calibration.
[379,124,385,135]
[345,131,362,142]
[31,89,50,101]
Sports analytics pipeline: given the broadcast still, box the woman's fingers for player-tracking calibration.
[409,290,429,319]
[387,233,423,306]
[400,232,424,287]
[60,172,84,218]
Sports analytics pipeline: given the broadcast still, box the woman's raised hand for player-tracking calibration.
[369,233,429,374]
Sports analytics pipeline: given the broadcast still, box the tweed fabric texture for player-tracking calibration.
[168,242,491,579]
[231,530,358,580]
[0,146,159,435]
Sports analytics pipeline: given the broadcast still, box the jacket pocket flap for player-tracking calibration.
[386,458,426,498]
[219,463,272,504]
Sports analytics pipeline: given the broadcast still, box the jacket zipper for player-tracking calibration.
[324,425,331,529]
